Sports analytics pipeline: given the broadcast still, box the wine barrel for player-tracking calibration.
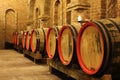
[16,31,23,46]
[76,18,120,76]
[12,32,15,45]
[26,30,32,51]
[30,28,48,53]
[22,31,26,49]
[58,25,80,65]
[14,32,18,46]
[46,26,62,59]
[30,29,40,53]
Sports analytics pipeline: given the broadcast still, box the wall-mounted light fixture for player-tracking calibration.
[78,16,82,22]
[77,16,89,26]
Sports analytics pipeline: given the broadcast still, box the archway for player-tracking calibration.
[54,0,62,26]
[5,9,17,43]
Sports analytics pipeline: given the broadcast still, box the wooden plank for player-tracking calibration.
[16,45,23,53]
[101,75,112,80]
[24,50,30,55]
[34,51,42,59]
[49,59,112,80]
[23,50,47,64]
[49,59,90,80]
[30,52,35,58]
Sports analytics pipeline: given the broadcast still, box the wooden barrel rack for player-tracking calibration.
[23,49,48,64]
[49,58,112,80]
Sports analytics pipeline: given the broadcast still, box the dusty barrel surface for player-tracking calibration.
[58,25,80,65]
[16,31,23,46]
[25,30,32,51]
[30,28,48,53]
[77,18,120,76]
[46,26,62,59]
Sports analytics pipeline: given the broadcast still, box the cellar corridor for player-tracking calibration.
[0,0,120,80]
[0,50,60,80]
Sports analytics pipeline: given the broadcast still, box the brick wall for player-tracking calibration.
[0,0,28,49]
[0,0,120,49]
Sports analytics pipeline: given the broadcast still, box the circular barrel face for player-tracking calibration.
[58,26,74,65]
[47,28,56,59]
[77,23,104,75]
[31,31,37,52]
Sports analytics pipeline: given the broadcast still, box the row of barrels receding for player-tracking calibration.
[12,28,48,53]
[12,31,23,46]
[12,18,120,77]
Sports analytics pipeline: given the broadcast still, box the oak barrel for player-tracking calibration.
[25,30,32,51]
[58,25,79,65]
[30,28,48,53]
[16,31,23,46]
[46,26,62,59]
[14,32,18,46]
[77,18,120,76]
[30,29,40,53]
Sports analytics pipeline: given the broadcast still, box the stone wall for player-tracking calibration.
[0,0,28,49]
[0,0,120,49]
[49,0,119,27]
